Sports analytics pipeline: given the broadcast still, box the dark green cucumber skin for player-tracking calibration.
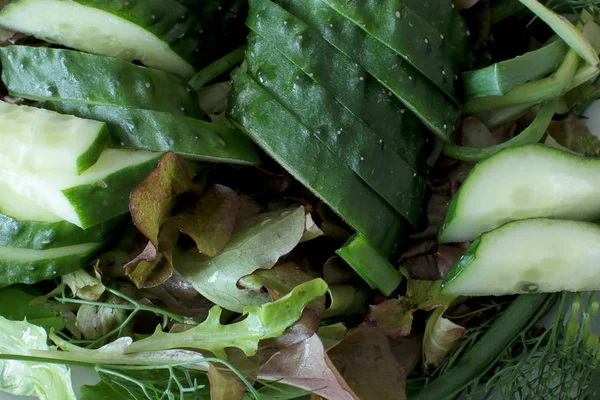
[0,212,122,250]
[0,243,102,285]
[39,101,261,165]
[76,124,109,174]
[229,69,407,256]
[325,0,470,101]
[246,0,431,168]
[0,46,204,119]
[73,0,202,66]
[276,0,460,140]
[245,34,427,225]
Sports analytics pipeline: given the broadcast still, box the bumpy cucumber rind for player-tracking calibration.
[0,212,122,250]
[325,0,470,102]
[0,242,102,285]
[0,46,203,119]
[229,68,407,256]
[39,101,261,165]
[245,34,428,224]
[246,0,430,167]
[275,0,460,140]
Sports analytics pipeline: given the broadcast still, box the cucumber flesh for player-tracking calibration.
[0,242,102,285]
[1,149,162,229]
[0,183,120,250]
[246,0,431,168]
[0,45,203,119]
[245,34,427,225]
[0,101,108,175]
[0,0,195,78]
[229,69,407,256]
[276,0,460,140]
[438,144,600,244]
[39,101,260,165]
[441,218,600,296]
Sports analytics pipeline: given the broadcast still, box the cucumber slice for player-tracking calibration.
[246,0,431,166]
[276,0,460,140]
[325,0,471,101]
[230,69,407,256]
[0,183,121,250]
[441,218,600,296]
[245,35,427,225]
[0,242,102,285]
[0,101,108,175]
[1,149,162,229]
[438,144,600,244]
[0,0,199,78]
[0,46,203,119]
[38,101,260,165]
[336,234,402,296]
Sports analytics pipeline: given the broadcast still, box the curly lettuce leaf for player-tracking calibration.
[0,316,76,400]
[124,278,328,359]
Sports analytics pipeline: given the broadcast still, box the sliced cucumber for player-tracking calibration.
[438,144,600,244]
[0,0,199,78]
[1,149,162,229]
[336,234,402,296]
[230,69,407,256]
[325,0,470,101]
[0,242,102,285]
[39,101,260,165]
[245,35,427,225]
[0,46,203,119]
[276,0,460,140]
[441,218,600,296]
[246,0,431,167]
[0,183,120,250]
[0,101,108,175]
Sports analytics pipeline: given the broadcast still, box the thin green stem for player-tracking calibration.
[189,45,247,90]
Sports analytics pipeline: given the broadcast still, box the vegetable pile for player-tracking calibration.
[0,0,599,399]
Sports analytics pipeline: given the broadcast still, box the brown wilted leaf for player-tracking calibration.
[208,364,246,400]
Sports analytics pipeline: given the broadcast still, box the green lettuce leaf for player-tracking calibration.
[62,269,105,301]
[423,308,465,368]
[0,285,64,331]
[124,278,328,359]
[0,316,76,399]
[176,206,307,312]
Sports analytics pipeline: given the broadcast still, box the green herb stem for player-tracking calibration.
[442,99,556,162]
[189,45,247,90]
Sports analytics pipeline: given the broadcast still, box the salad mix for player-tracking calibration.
[0,0,598,399]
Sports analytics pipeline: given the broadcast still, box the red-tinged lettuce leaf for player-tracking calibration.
[124,239,175,289]
[423,308,465,368]
[175,206,307,312]
[327,328,408,400]
[167,184,241,257]
[129,151,203,247]
[371,279,456,337]
[388,334,423,376]
[237,262,325,314]
[300,213,324,243]
[258,334,359,400]
[124,279,328,359]
[208,364,246,400]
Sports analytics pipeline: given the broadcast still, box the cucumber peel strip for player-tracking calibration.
[442,99,557,162]
[519,0,600,68]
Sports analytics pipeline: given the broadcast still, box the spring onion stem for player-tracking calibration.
[189,45,247,90]
[443,99,556,161]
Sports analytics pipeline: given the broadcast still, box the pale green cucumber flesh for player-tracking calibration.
[246,0,431,166]
[0,183,121,250]
[324,0,470,101]
[438,144,600,244]
[0,0,195,78]
[441,219,600,296]
[0,45,203,119]
[0,101,108,175]
[275,0,459,140]
[230,69,407,256]
[1,149,162,229]
[336,234,402,296]
[39,101,260,165]
[245,34,427,225]
[0,242,102,285]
